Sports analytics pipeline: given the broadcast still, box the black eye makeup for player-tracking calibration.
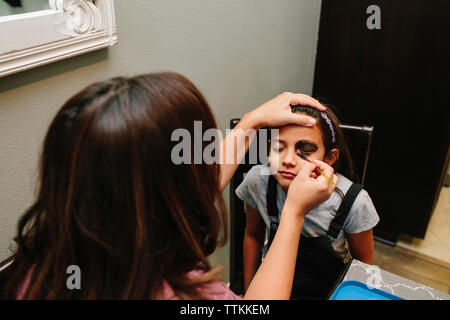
[295,140,318,156]
[271,139,320,156]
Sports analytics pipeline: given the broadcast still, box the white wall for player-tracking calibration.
[0,0,322,281]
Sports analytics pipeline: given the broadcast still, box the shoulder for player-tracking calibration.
[235,165,270,204]
[163,270,242,300]
[198,281,243,300]
[337,175,379,234]
[336,174,371,207]
[189,270,242,300]
[335,173,354,193]
[243,165,271,185]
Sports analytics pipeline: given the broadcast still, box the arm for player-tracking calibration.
[243,204,266,292]
[346,229,374,264]
[244,160,338,300]
[218,111,259,193]
[218,93,325,192]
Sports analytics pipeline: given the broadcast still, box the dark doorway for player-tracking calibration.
[312,0,450,242]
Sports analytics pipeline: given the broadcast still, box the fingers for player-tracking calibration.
[259,92,324,128]
[312,159,332,175]
[311,159,337,186]
[310,171,319,179]
[289,93,326,111]
[288,113,317,127]
[296,160,316,179]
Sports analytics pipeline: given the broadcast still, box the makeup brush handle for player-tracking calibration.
[316,167,336,185]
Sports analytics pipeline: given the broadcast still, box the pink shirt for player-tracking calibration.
[17,267,241,300]
[16,265,35,300]
[163,270,242,300]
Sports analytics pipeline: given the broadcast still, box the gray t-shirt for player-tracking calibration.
[235,164,380,259]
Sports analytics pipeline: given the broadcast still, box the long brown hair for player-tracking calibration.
[3,72,228,299]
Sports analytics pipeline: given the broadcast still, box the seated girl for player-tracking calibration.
[236,104,379,299]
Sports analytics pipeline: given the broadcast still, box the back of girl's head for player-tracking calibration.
[291,103,357,182]
[4,72,227,299]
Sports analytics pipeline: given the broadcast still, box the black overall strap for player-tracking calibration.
[326,183,364,242]
[266,175,279,246]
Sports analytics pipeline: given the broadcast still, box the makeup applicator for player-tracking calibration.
[296,152,336,185]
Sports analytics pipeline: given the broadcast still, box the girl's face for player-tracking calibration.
[269,124,338,193]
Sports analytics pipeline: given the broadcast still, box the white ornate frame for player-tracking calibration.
[0,0,117,77]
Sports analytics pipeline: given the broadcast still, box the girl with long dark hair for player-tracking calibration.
[2,72,335,299]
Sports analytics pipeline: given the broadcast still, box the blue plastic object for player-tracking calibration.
[329,280,405,300]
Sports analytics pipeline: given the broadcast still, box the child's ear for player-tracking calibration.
[324,148,339,166]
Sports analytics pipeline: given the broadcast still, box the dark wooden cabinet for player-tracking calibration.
[312,0,450,241]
